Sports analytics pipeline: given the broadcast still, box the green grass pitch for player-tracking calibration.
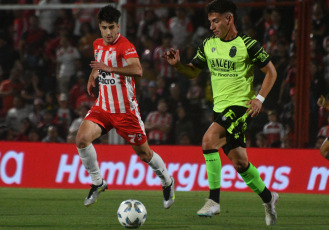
[0,188,328,230]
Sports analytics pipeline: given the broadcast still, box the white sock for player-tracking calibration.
[77,144,102,186]
[148,151,171,187]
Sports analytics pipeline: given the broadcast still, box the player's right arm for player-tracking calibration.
[162,48,202,79]
[87,69,99,97]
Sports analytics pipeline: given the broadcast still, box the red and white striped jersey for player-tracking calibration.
[146,111,172,143]
[93,34,139,113]
[153,46,176,78]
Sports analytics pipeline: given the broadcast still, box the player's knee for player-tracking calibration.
[233,160,249,173]
[76,133,90,149]
[136,149,152,163]
[202,135,214,150]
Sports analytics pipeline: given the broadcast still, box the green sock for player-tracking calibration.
[203,150,221,190]
[239,162,265,194]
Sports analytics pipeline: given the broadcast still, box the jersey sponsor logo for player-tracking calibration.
[125,48,137,56]
[209,58,236,71]
[229,46,237,57]
[98,77,117,85]
[98,70,117,85]
[257,49,269,62]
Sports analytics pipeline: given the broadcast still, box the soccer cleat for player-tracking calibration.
[84,179,108,207]
[163,176,175,209]
[197,198,220,217]
[263,192,279,225]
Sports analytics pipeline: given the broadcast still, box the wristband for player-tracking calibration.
[256,94,265,103]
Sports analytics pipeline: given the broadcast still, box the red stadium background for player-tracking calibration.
[0,142,328,194]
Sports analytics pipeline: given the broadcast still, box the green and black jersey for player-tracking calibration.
[191,33,270,113]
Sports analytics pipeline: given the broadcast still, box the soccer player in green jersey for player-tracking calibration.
[163,0,279,226]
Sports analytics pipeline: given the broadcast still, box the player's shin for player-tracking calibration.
[148,151,171,186]
[77,144,102,186]
[238,162,272,203]
[203,150,221,203]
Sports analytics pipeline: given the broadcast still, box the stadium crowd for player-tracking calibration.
[0,0,329,148]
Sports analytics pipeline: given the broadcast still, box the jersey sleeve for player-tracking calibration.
[122,41,139,60]
[242,34,270,69]
[191,40,208,69]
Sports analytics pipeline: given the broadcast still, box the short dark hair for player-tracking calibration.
[97,5,121,24]
[206,0,237,22]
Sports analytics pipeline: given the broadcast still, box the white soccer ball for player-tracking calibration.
[117,199,147,228]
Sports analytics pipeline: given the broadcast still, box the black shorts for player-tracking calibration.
[213,106,250,155]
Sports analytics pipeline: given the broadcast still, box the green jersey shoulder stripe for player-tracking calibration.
[191,33,271,112]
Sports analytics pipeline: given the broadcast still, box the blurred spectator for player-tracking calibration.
[145,99,172,145]
[0,31,17,80]
[125,12,138,42]
[12,10,29,51]
[155,75,168,99]
[5,95,31,133]
[42,125,64,143]
[309,60,327,145]
[317,94,329,130]
[37,109,58,138]
[317,114,329,137]
[43,91,58,116]
[311,1,328,47]
[278,52,296,107]
[263,9,290,44]
[53,9,74,35]
[20,70,44,105]
[263,28,278,55]
[153,32,176,83]
[0,67,25,115]
[168,8,194,49]
[186,78,203,123]
[314,135,326,149]
[57,93,73,133]
[322,36,329,88]
[263,110,285,147]
[28,97,44,126]
[107,128,126,145]
[177,132,192,145]
[27,128,41,142]
[78,22,99,65]
[15,117,34,141]
[167,83,190,117]
[255,132,267,148]
[66,104,89,143]
[137,8,167,46]
[69,71,87,109]
[56,34,81,94]
[265,40,289,110]
[19,15,48,69]
[75,89,95,109]
[35,0,60,36]
[72,0,98,37]
[174,106,194,145]
[138,80,160,121]
[254,8,272,43]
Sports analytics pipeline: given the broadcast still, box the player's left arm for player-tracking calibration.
[246,61,277,117]
[90,57,143,77]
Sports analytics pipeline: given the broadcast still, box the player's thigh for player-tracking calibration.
[76,119,102,147]
[202,122,226,150]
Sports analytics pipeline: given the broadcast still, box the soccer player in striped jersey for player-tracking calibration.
[75,5,175,209]
[163,0,278,226]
